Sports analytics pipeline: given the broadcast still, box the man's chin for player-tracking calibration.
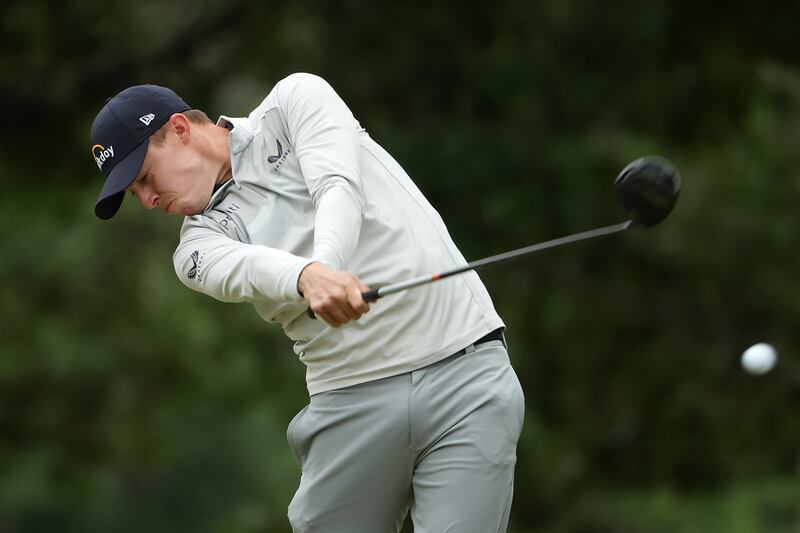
[162,201,198,216]
[177,205,204,217]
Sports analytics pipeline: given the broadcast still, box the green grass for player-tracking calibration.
[508,476,800,533]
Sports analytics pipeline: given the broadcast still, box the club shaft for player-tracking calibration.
[364,220,632,301]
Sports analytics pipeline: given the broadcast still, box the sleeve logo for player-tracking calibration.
[188,250,200,280]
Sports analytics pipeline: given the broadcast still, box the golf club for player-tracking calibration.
[309,155,680,316]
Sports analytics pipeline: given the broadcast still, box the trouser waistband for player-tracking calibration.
[455,328,505,357]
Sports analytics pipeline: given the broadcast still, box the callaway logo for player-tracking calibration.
[139,113,155,126]
[267,139,284,163]
[91,144,114,170]
[188,250,200,280]
[267,139,291,173]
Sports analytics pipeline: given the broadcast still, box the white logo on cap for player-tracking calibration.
[92,144,115,170]
[139,113,155,126]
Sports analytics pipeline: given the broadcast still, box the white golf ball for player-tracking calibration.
[741,343,777,375]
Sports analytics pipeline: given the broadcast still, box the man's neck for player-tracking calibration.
[210,123,234,186]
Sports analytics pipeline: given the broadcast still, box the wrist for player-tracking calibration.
[297,261,321,297]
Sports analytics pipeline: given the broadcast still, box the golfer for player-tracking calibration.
[89,73,524,532]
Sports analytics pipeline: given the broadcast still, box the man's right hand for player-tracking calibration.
[297,262,372,327]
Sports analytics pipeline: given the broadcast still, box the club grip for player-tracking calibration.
[361,288,381,302]
[306,289,382,320]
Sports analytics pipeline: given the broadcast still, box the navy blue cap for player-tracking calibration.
[90,85,191,219]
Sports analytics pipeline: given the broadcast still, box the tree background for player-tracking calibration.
[1,1,798,531]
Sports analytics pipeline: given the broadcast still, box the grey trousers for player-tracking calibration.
[286,339,525,532]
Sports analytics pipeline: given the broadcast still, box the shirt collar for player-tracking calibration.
[200,115,253,213]
[203,178,237,213]
[215,115,254,156]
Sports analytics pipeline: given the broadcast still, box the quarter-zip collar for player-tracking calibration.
[203,179,237,213]
[202,115,255,213]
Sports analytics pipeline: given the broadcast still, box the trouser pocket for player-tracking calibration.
[287,405,310,466]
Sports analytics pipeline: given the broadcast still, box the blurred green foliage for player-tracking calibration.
[1,1,798,531]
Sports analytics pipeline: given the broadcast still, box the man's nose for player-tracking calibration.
[135,187,159,210]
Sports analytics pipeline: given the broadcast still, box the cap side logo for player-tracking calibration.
[139,113,155,126]
[92,144,115,170]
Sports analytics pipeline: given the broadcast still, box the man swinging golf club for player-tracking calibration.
[89,73,524,533]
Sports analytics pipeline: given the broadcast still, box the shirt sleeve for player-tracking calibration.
[277,73,365,271]
[173,221,314,304]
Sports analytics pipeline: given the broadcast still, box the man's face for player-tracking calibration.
[126,120,216,216]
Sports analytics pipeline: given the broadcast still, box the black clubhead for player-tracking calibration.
[614,156,680,227]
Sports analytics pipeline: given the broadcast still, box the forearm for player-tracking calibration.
[174,234,313,304]
[312,183,363,270]
[278,73,366,271]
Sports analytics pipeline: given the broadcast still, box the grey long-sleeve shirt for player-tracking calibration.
[173,73,504,395]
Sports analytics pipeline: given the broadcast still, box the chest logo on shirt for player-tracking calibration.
[216,203,241,232]
[267,140,283,163]
[266,139,291,173]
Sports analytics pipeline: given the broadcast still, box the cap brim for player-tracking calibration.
[94,139,149,220]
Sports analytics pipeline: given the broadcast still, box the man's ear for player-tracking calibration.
[170,113,191,144]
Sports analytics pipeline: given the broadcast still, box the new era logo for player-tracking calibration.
[139,113,155,126]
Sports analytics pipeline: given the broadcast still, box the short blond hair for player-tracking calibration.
[149,109,213,145]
